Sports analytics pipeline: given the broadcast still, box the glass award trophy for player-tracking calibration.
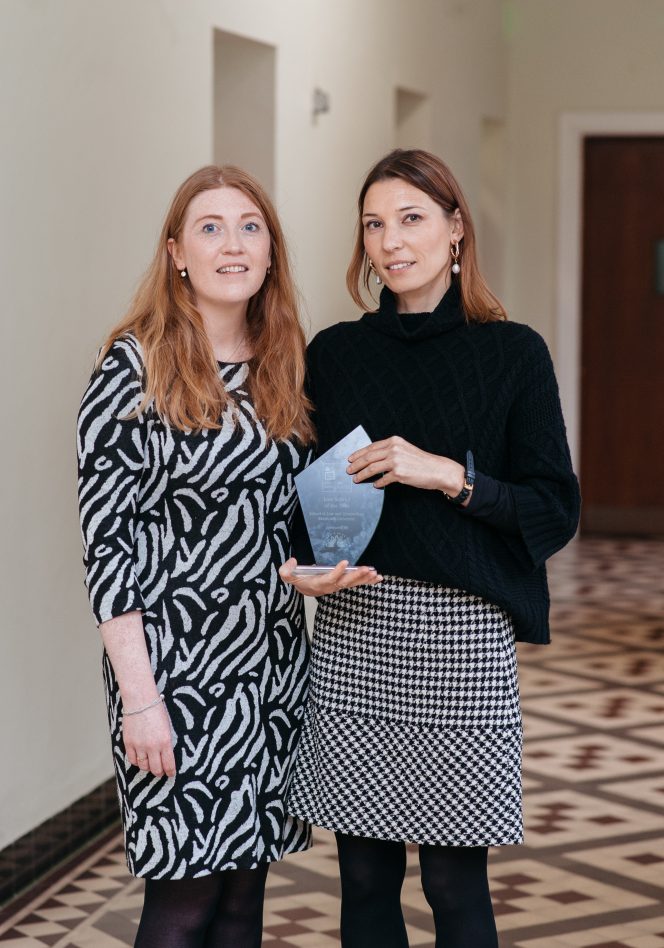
[293,425,384,576]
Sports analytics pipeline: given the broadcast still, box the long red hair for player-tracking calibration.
[99,165,314,442]
[347,149,506,322]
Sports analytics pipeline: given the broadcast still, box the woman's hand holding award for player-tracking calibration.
[279,426,385,595]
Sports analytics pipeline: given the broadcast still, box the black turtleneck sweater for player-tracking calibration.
[298,283,581,644]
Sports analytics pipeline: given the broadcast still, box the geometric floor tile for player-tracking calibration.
[567,838,664,888]
[518,637,622,661]
[522,689,664,730]
[518,665,604,696]
[260,888,343,946]
[66,933,140,948]
[524,789,664,847]
[12,924,83,946]
[513,914,664,946]
[581,620,664,651]
[276,833,338,882]
[546,652,664,686]
[488,858,655,932]
[523,713,577,740]
[627,724,664,747]
[548,604,643,628]
[521,775,544,791]
[3,538,664,948]
[603,773,664,811]
[0,942,47,947]
[523,733,664,782]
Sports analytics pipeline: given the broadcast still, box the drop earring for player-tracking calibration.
[450,242,461,275]
[368,258,382,285]
[180,268,187,278]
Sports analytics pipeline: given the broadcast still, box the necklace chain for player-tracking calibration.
[219,333,247,364]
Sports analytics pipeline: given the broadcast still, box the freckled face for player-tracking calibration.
[169,186,272,312]
[362,179,463,309]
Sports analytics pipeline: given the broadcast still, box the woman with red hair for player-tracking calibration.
[77,165,375,947]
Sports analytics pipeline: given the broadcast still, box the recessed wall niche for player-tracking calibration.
[213,30,276,196]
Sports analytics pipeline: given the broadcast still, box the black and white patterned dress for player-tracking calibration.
[287,577,523,846]
[77,336,311,879]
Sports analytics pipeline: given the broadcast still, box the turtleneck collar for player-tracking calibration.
[360,280,466,341]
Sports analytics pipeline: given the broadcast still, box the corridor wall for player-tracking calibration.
[0,0,506,847]
[505,0,664,342]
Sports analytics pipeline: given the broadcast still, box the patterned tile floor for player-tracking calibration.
[1,537,663,947]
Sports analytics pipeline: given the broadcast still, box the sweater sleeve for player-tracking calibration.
[462,331,580,570]
[464,471,518,534]
[76,339,147,624]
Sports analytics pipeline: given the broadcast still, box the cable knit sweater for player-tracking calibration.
[298,283,581,644]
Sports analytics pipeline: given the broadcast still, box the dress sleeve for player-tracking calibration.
[77,338,147,624]
[462,332,581,571]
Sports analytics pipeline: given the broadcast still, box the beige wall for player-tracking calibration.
[505,0,664,343]
[0,0,506,848]
[4,0,663,855]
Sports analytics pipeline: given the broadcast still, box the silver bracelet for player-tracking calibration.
[123,694,165,717]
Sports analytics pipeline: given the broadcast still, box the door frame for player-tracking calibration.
[556,112,664,471]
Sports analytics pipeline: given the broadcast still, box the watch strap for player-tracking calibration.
[443,450,475,505]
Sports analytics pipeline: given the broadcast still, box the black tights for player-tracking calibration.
[134,863,269,948]
[336,832,498,948]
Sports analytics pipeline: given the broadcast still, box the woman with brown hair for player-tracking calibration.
[76,165,375,947]
[284,149,580,947]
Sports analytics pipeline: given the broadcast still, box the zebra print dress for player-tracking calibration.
[77,336,311,879]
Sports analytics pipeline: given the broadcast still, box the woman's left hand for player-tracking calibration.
[347,436,465,493]
[279,558,383,597]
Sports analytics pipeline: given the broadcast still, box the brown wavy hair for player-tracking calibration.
[98,165,314,441]
[347,149,506,322]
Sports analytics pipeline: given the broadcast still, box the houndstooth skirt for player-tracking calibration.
[287,576,523,846]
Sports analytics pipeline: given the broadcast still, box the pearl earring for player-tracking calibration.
[180,268,187,278]
[450,242,461,275]
[368,259,382,285]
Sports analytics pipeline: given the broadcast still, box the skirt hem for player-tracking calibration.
[285,810,523,849]
[125,834,313,880]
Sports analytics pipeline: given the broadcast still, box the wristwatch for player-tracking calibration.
[443,450,475,505]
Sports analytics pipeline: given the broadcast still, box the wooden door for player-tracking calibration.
[581,137,664,535]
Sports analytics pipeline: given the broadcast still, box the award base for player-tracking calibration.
[292,565,361,576]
